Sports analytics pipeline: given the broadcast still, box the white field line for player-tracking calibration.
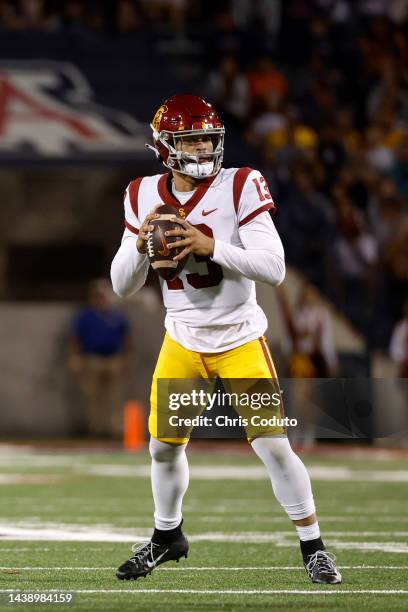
[1,588,408,595]
[1,566,408,571]
[2,461,408,483]
[199,531,408,536]
[3,521,408,539]
[7,515,408,524]
[0,526,138,543]
[1,524,408,539]
[327,542,408,553]
[194,516,408,525]
[0,527,407,553]
[4,460,405,482]
[1,525,408,553]
[0,456,87,467]
[0,442,404,463]
[0,475,60,484]
[0,548,51,552]
[80,464,408,482]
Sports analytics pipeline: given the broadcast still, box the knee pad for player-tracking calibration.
[252,435,294,465]
[251,435,316,520]
[149,437,187,462]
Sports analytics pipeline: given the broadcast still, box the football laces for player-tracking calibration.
[146,232,155,258]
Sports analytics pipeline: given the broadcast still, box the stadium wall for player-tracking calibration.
[0,293,164,436]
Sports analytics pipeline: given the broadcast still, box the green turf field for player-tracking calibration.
[0,444,407,611]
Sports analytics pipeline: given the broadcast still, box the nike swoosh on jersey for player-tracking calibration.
[202,208,218,216]
[146,549,169,568]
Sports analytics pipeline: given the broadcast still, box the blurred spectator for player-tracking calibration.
[68,278,131,438]
[388,0,408,23]
[205,56,250,125]
[389,137,408,200]
[359,2,388,18]
[359,0,408,22]
[140,0,187,33]
[332,189,379,330]
[277,165,335,289]
[389,298,408,447]
[116,0,144,32]
[368,177,408,346]
[231,0,281,36]
[317,0,352,24]
[336,109,363,156]
[334,189,379,274]
[359,16,397,69]
[61,0,84,29]
[383,219,408,321]
[280,0,317,65]
[367,56,406,123]
[318,123,346,189]
[247,91,287,149]
[23,0,46,27]
[364,123,396,172]
[247,57,288,112]
[0,0,57,29]
[277,283,338,449]
[262,106,321,177]
[389,298,408,377]
[308,16,336,63]
[278,283,339,378]
[0,0,23,28]
[368,177,406,248]
[336,166,369,215]
[82,2,108,31]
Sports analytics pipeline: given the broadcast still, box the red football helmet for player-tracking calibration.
[147,94,225,178]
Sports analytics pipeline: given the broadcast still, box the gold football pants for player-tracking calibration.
[149,332,284,444]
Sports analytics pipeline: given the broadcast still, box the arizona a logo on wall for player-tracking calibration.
[0,61,148,159]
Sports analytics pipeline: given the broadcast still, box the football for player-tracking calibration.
[146,204,187,281]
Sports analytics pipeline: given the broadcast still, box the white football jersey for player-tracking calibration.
[123,167,277,352]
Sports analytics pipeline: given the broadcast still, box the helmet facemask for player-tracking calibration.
[152,127,225,178]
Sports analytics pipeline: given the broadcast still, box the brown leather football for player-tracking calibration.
[146,204,187,280]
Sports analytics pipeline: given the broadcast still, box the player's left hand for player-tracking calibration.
[165,217,215,261]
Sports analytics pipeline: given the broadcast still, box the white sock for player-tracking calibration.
[149,437,189,531]
[251,436,316,520]
[296,522,320,541]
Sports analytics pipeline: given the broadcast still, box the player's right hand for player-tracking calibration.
[136,211,160,254]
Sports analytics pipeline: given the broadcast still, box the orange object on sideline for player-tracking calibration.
[123,401,145,451]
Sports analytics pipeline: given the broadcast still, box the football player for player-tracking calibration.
[111,94,341,584]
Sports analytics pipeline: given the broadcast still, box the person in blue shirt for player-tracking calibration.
[68,278,131,438]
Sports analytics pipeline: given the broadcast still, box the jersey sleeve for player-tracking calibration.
[123,178,143,235]
[212,211,285,286]
[233,168,276,227]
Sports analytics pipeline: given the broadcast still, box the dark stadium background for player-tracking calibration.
[0,0,407,443]
[0,2,408,609]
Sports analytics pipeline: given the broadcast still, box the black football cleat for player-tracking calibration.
[116,534,189,580]
[304,550,342,584]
